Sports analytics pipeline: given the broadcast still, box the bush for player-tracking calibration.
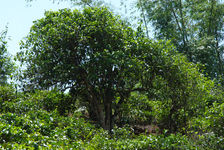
[0,100,222,149]
[0,85,16,102]
[1,89,76,116]
[118,92,154,125]
[191,102,224,136]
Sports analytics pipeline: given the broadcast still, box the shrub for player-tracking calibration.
[0,85,16,102]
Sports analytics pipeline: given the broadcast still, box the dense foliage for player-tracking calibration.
[1,1,224,149]
[0,85,224,149]
[17,7,218,134]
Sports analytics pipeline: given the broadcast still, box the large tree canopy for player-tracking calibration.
[18,7,143,130]
[26,0,224,81]
[18,7,213,131]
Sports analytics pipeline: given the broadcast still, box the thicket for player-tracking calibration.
[0,85,224,149]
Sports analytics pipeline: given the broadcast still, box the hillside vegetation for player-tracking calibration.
[0,85,224,149]
[1,5,224,149]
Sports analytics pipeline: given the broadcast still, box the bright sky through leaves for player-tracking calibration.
[0,0,125,56]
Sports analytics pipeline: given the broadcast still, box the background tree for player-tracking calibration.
[0,28,14,85]
[136,0,224,80]
[129,39,213,133]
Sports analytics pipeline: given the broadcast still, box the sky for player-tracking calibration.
[0,0,130,56]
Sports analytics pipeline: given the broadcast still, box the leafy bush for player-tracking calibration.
[0,85,16,102]
[1,89,75,116]
[25,90,75,115]
[191,102,224,136]
[118,92,154,125]
[0,121,28,144]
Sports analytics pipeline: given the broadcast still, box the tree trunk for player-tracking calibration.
[104,101,112,131]
[103,88,114,131]
[87,90,105,127]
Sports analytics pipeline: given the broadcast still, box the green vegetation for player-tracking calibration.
[0,86,224,149]
[136,0,224,80]
[1,1,224,149]
[0,28,14,85]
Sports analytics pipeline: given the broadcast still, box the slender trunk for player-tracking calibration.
[214,7,223,78]
[215,33,223,78]
[179,0,188,45]
[170,0,192,61]
[139,0,149,38]
[208,0,215,36]
[178,0,191,61]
